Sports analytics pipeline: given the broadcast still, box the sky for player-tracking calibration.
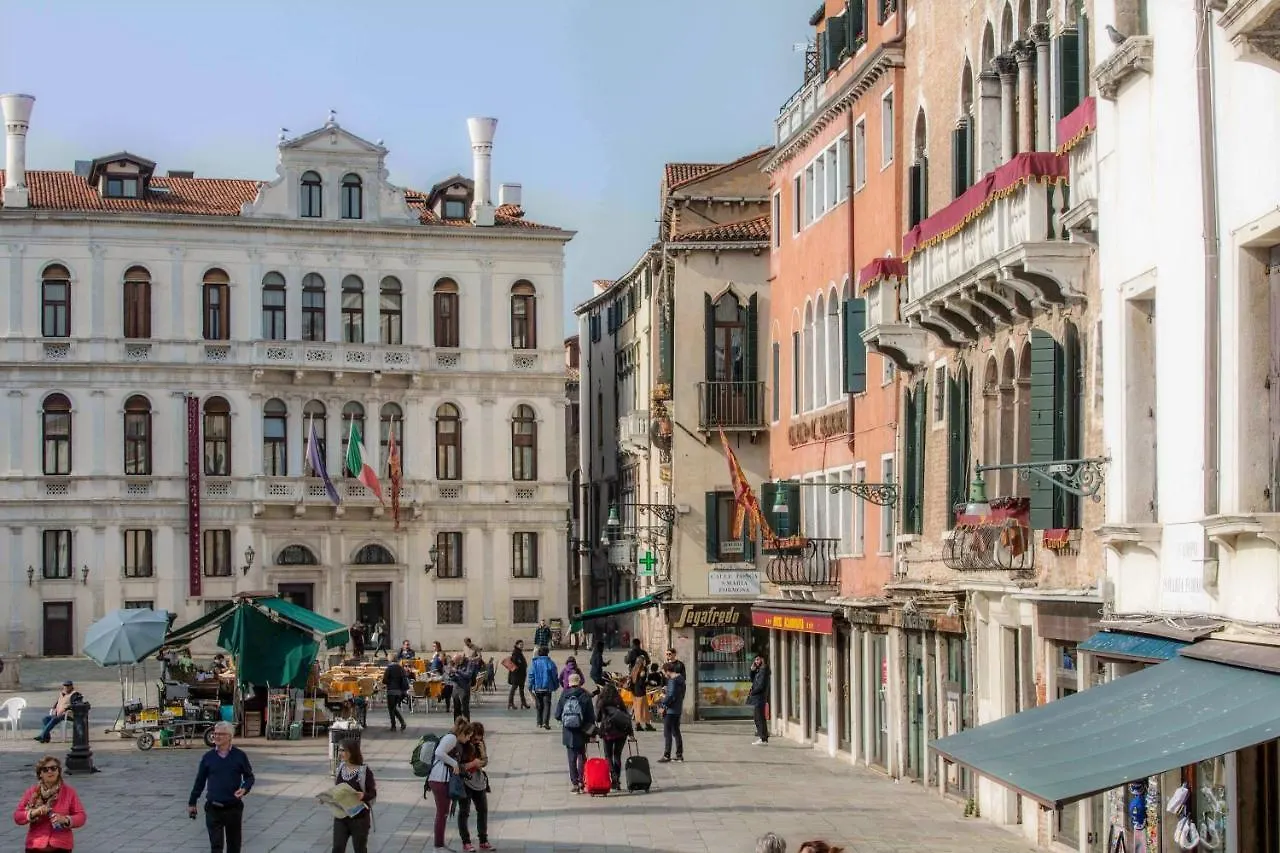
[1,0,814,338]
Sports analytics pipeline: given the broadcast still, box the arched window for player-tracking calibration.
[380,403,403,477]
[123,266,151,339]
[710,291,746,382]
[510,280,536,350]
[202,269,230,341]
[825,288,840,402]
[301,273,325,342]
[815,293,827,406]
[341,402,365,477]
[263,398,288,476]
[803,302,815,411]
[277,544,318,565]
[42,393,72,475]
[42,264,71,338]
[203,396,231,476]
[954,60,976,198]
[511,404,537,481]
[436,403,461,480]
[261,272,286,340]
[302,399,327,476]
[353,543,395,565]
[380,276,403,345]
[123,395,152,475]
[300,170,322,218]
[340,173,362,220]
[909,109,929,229]
[341,275,364,344]
[434,278,459,348]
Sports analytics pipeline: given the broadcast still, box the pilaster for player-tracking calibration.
[996,54,1018,162]
[7,390,24,475]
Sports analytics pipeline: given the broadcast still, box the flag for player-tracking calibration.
[345,421,385,505]
[307,421,341,506]
[388,422,402,529]
[719,428,772,542]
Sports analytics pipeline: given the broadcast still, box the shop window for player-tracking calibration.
[787,634,801,723]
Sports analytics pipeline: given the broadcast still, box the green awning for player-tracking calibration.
[256,597,349,648]
[931,654,1280,808]
[571,591,670,633]
[1077,630,1186,662]
[218,603,318,688]
[165,601,237,648]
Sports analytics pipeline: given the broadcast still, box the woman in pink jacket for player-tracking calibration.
[13,756,86,851]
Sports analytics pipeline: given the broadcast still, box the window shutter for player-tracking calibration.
[771,342,781,422]
[946,369,971,529]
[848,0,865,47]
[742,529,756,562]
[1056,29,1082,119]
[817,30,829,75]
[901,386,917,532]
[965,118,975,190]
[951,122,970,199]
[908,164,924,227]
[786,482,802,536]
[827,12,847,63]
[1029,329,1063,529]
[843,298,868,394]
[761,480,779,539]
[746,294,760,383]
[912,380,928,533]
[1060,323,1083,529]
[1077,11,1091,101]
[705,491,721,561]
[704,294,716,382]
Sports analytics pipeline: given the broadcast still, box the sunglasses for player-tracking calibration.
[38,766,60,774]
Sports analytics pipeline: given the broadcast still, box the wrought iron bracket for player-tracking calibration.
[625,503,677,524]
[975,458,1110,500]
[788,479,899,507]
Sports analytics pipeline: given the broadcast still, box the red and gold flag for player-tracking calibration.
[388,421,402,529]
[719,428,773,542]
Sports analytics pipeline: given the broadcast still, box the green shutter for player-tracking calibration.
[761,481,778,540]
[817,29,829,75]
[947,374,963,528]
[771,342,781,422]
[1078,11,1091,100]
[951,122,972,198]
[848,0,865,46]
[1056,30,1081,119]
[705,491,720,561]
[704,294,715,382]
[746,294,759,382]
[965,118,975,190]
[843,298,868,394]
[900,386,916,532]
[908,164,924,227]
[902,381,927,535]
[827,12,847,63]
[786,483,802,538]
[914,380,928,534]
[1029,330,1063,530]
[1060,323,1082,529]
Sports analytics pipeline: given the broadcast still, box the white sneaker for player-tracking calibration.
[752,738,766,746]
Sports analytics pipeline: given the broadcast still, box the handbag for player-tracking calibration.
[500,657,517,673]
[447,770,466,800]
[764,701,771,721]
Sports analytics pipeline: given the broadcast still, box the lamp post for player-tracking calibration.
[424,544,440,575]
[240,545,255,577]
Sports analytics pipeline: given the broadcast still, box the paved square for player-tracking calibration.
[2,658,1035,852]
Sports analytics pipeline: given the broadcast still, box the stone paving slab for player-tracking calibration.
[2,659,1037,852]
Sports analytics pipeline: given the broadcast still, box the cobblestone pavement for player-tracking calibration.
[2,658,1036,852]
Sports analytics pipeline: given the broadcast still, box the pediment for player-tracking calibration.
[282,122,387,157]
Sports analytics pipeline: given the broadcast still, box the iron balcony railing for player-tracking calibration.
[765,537,841,587]
[697,380,766,430]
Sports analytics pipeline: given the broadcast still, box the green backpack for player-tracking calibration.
[410,732,442,777]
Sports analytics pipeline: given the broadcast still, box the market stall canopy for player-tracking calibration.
[164,600,237,648]
[930,653,1280,808]
[165,595,348,650]
[84,608,171,666]
[571,589,671,633]
[218,603,318,689]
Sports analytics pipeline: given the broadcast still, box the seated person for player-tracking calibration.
[33,680,82,744]
[210,653,229,675]
[646,663,665,691]
[395,640,416,661]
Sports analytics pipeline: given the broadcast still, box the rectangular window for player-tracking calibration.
[853,465,867,556]
[434,292,459,348]
[880,457,896,553]
[380,284,403,345]
[341,289,363,344]
[512,532,540,578]
[123,279,150,339]
[792,331,802,415]
[203,529,232,577]
[123,529,154,578]
[772,192,781,247]
[933,362,947,425]
[710,491,752,562]
[203,284,229,341]
[854,119,868,190]
[771,341,781,423]
[42,282,70,338]
[302,286,325,342]
[106,177,139,198]
[435,532,463,579]
[42,529,72,579]
[263,408,287,476]
[513,600,539,624]
[836,135,850,202]
[262,288,286,340]
[805,164,816,225]
[436,600,464,625]
[881,90,895,167]
[792,175,802,234]
[204,408,230,476]
[124,600,154,609]
[511,294,537,350]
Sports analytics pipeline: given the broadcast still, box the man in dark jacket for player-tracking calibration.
[657,663,685,763]
[554,672,597,793]
[527,646,559,729]
[747,654,770,745]
[448,654,476,720]
[382,659,410,731]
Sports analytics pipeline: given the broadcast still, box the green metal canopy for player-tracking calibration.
[930,654,1280,808]
[163,601,237,648]
[256,597,349,649]
[217,604,319,689]
[571,590,670,633]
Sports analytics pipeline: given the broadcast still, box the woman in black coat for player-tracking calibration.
[589,638,610,691]
[507,640,530,710]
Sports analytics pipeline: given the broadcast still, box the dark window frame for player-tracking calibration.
[202,269,230,341]
[123,529,154,578]
[340,173,362,220]
[435,403,462,480]
[302,401,326,476]
[436,599,464,624]
[512,531,540,578]
[42,529,73,579]
[42,393,72,475]
[435,531,464,578]
[513,599,539,624]
[511,405,538,481]
[123,266,151,339]
[41,266,71,338]
[341,402,365,478]
[300,171,323,218]
[380,403,403,479]
[105,176,140,198]
[277,544,318,565]
[301,273,326,342]
[434,280,460,348]
[261,272,287,340]
[203,396,231,476]
[203,529,232,577]
[380,276,403,345]
[341,275,364,344]
[511,281,537,349]
[263,398,288,476]
[123,395,152,475]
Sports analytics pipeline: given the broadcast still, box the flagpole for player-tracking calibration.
[305,413,313,505]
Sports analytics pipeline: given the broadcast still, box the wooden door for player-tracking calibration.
[43,602,73,656]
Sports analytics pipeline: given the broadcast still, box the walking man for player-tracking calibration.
[449,654,476,721]
[554,672,596,793]
[527,645,559,729]
[188,721,254,853]
[533,619,552,650]
[747,653,770,745]
[657,662,686,763]
[382,657,410,731]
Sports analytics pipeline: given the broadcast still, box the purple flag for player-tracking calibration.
[306,422,341,506]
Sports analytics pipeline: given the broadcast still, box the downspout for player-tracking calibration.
[1194,0,1222,585]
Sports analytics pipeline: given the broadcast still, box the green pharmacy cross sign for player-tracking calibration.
[637,550,658,577]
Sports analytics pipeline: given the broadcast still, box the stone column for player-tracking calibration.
[88,242,106,339]
[977,70,1002,176]
[6,243,25,337]
[7,390,23,474]
[90,390,107,476]
[1032,24,1052,150]
[287,394,304,478]
[1015,42,1037,154]
[996,55,1018,162]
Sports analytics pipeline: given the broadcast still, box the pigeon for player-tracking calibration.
[1106,24,1128,45]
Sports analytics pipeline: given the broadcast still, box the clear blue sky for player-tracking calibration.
[1,0,813,338]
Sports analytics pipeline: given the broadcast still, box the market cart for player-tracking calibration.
[133,712,218,751]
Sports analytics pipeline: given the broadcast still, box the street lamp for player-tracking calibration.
[424,544,440,575]
[240,545,255,576]
[80,564,89,586]
[964,471,992,518]
[771,480,790,538]
[27,565,34,587]
[601,503,622,548]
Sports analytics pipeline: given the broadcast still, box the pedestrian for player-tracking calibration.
[449,654,476,721]
[559,655,582,691]
[13,755,86,850]
[187,721,255,853]
[593,682,633,791]
[527,645,558,729]
[456,721,492,851]
[756,833,787,853]
[372,619,389,657]
[428,641,446,674]
[533,619,552,650]
[464,637,483,664]
[506,640,530,710]
[396,640,417,661]
[656,662,685,763]
[589,638,610,692]
[625,639,654,732]
[797,842,844,853]
[382,658,410,732]
[747,653,770,746]
[350,622,366,658]
[664,647,687,677]
[33,680,81,744]
[554,672,596,794]
[427,717,473,853]
[330,738,376,853]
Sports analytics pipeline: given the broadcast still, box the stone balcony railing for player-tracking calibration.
[901,152,1092,344]
[1219,0,1280,68]
[859,258,927,370]
[775,73,829,143]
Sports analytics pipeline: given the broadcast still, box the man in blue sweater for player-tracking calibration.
[187,721,255,853]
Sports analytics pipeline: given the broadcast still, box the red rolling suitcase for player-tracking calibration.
[583,751,612,797]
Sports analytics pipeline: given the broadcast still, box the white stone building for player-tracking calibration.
[0,94,573,656]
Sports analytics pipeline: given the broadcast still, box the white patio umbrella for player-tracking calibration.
[84,608,171,720]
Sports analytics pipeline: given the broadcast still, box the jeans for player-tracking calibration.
[663,713,683,758]
[752,703,769,741]
[37,713,65,741]
[387,693,406,729]
[331,810,371,853]
[428,780,450,848]
[508,683,528,708]
[533,690,552,727]
[456,787,488,844]
[452,691,471,721]
[603,736,626,785]
[204,801,244,853]
[566,746,586,787]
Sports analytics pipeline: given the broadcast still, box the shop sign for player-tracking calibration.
[752,609,834,635]
[846,609,886,626]
[787,408,849,447]
[669,604,750,630]
[709,633,746,654]
[708,570,760,596]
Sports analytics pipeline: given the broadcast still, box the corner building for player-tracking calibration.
[0,95,572,657]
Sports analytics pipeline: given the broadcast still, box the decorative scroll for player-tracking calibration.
[186,394,202,597]
[975,458,1110,500]
[943,519,1035,573]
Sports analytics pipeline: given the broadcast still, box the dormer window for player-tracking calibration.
[444,198,466,219]
[301,171,323,218]
[341,173,363,219]
[87,152,155,200]
[106,177,139,198]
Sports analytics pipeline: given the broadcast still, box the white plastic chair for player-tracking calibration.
[0,697,27,738]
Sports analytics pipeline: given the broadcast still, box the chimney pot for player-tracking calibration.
[499,182,522,208]
[1,93,36,209]
[467,116,498,226]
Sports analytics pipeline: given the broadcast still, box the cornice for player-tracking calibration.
[1094,36,1155,100]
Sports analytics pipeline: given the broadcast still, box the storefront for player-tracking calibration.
[752,604,837,746]
[665,603,766,721]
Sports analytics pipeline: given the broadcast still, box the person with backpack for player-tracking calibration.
[331,738,376,853]
[559,656,582,691]
[657,662,686,763]
[625,639,655,732]
[425,717,473,853]
[526,646,558,730]
[455,722,492,851]
[382,659,410,732]
[554,672,596,794]
[593,682,633,791]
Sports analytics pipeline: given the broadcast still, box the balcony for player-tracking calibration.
[697,381,765,432]
[860,258,927,370]
[252,476,421,518]
[1220,0,1280,68]
[901,153,1092,344]
[775,72,828,144]
[251,341,418,375]
[764,537,840,588]
[619,411,650,454]
[1057,98,1098,238]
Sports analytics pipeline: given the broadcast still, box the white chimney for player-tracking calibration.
[498,182,522,208]
[467,116,497,226]
[1,93,36,209]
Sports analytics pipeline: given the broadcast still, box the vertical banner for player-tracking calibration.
[186,394,202,597]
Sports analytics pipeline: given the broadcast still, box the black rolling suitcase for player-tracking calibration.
[624,736,651,792]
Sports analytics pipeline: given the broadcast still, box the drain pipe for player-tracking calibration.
[1194,0,1222,586]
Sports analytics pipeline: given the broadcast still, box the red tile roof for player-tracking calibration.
[664,162,721,189]
[667,146,775,192]
[670,215,770,243]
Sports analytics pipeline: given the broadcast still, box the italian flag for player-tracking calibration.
[345,421,384,505]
